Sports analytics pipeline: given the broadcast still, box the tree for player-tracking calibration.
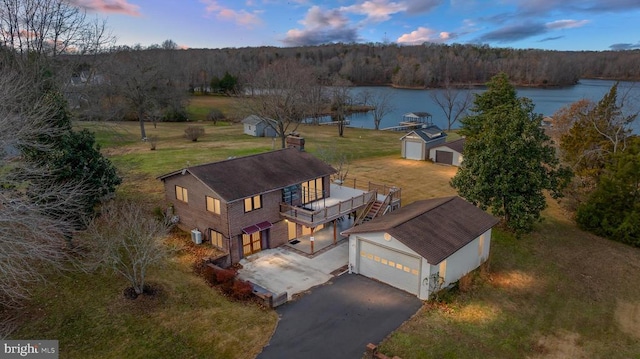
[576,137,640,246]
[329,76,352,137]
[244,59,319,148]
[451,73,571,235]
[430,80,472,131]
[369,90,395,130]
[86,200,172,296]
[0,68,97,308]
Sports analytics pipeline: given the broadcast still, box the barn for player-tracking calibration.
[242,115,277,137]
[400,125,447,161]
[428,138,465,166]
[343,196,499,300]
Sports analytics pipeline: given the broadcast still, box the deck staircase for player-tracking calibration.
[354,191,396,225]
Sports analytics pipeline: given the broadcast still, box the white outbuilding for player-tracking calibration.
[241,115,278,137]
[343,196,499,300]
[428,138,465,166]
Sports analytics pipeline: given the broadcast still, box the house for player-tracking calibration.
[400,125,448,161]
[343,196,499,300]
[158,135,399,267]
[242,115,278,137]
[428,138,465,166]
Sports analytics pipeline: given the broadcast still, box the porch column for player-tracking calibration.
[310,227,315,254]
[333,219,337,244]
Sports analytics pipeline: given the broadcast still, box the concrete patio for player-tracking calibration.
[237,241,349,300]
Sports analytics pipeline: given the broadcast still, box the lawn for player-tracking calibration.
[12,111,640,358]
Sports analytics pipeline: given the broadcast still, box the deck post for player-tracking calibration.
[310,227,315,254]
[333,219,337,244]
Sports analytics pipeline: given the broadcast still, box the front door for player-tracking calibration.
[242,232,262,256]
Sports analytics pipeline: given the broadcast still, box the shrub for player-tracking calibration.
[206,108,225,125]
[184,126,205,141]
[148,135,158,150]
[215,268,236,285]
[231,280,253,300]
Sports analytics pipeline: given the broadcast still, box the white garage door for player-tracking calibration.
[405,141,423,160]
[358,239,421,295]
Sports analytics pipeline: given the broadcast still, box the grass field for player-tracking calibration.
[11,97,640,358]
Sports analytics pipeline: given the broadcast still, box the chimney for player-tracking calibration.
[286,133,305,151]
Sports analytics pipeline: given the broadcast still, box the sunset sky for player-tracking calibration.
[73,0,640,51]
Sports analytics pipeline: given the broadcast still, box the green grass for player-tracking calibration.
[13,104,640,358]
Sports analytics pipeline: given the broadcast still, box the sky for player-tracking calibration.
[71,0,640,51]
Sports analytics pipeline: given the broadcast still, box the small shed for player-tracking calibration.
[400,125,447,161]
[343,196,499,300]
[428,138,465,166]
[242,115,277,137]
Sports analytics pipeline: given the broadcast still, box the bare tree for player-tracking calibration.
[329,76,352,137]
[430,80,472,131]
[0,69,96,309]
[369,91,395,130]
[86,200,172,296]
[244,58,319,148]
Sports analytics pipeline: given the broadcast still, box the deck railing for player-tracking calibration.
[280,190,377,227]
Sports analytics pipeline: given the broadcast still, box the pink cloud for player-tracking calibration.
[545,19,589,30]
[71,0,141,16]
[200,0,262,28]
[397,26,454,44]
[340,0,405,23]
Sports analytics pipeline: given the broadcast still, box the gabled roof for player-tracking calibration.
[400,125,447,142]
[440,138,465,153]
[343,196,499,264]
[241,115,275,126]
[158,148,336,202]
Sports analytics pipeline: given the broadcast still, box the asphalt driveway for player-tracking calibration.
[257,273,423,359]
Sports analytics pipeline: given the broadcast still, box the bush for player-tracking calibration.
[184,126,205,141]
[206,109,225,125]
[215,268,236,285]
[230,280,253,300]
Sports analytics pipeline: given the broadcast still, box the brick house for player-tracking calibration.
[158,136,397,267]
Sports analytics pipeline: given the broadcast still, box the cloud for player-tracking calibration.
[340,0,406,23]
[478,22,547,43]
[538,36,564,42]
[403,0,443,14]
[513,0,640,16]
[200,0,262,28]
[609,42,640,50]
[545,19,589,30]
[282,6,360,46]
[397,27,456,45]
[71,0,140,16]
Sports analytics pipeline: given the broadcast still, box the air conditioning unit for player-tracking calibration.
[191,229,202,245]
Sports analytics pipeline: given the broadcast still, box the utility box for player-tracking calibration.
[191,229,202,244]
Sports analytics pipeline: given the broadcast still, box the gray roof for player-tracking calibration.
[401,125,447,142]
[343,196,499,264]
[442,138,465,153]
[241,115,274,126]
[158,148,336,202]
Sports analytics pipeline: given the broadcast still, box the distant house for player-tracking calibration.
[242,115,277,137]
[343,196,499,300]
[428,138,465,166]
[158,135,397,267]
[400,125,447,161]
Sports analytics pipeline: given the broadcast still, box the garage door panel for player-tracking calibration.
[405,141,422,160]
[359,240,420,295]
[435,150,453,164]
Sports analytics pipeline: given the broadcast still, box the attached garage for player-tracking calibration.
[358,239,421,295]
[344,196,499,300]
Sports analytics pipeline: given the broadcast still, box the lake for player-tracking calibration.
[332,79,640,133]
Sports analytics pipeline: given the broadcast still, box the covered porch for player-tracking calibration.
[284,214,355,255]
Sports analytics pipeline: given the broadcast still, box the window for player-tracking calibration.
[301,177,324,204]
[206,196,221,214]
[211,230,224,248]
[244,195,262,212]
[175,185,188,203]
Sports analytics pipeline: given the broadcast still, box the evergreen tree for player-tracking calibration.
[451,73,571,235]
[576,137,640,246]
